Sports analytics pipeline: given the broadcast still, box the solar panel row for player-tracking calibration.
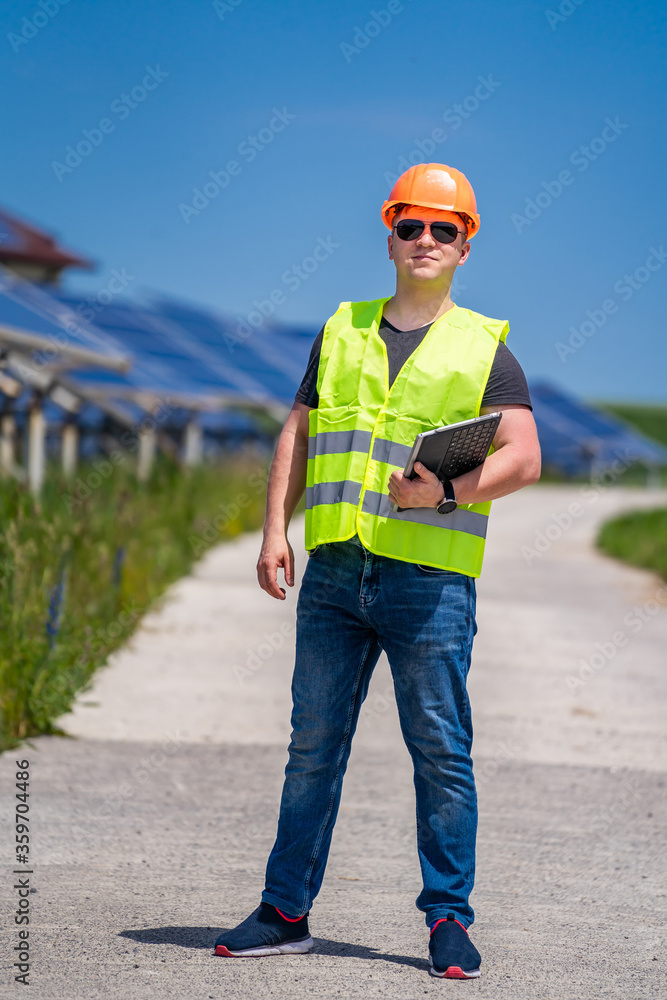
[530,381,667,475]
[0,264,665,475]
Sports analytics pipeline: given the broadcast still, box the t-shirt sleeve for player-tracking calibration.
[480,341,533,410]
[294,326,324,408]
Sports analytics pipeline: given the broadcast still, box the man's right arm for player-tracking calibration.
[256,401,312,601]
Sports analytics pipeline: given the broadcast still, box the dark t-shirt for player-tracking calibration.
[294,316,533,410]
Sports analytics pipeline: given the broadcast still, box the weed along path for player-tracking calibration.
[4,486,666,999]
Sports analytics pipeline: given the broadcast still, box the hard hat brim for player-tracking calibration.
[381,199,480,238]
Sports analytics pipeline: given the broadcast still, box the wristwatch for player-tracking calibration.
[435,478,457,515]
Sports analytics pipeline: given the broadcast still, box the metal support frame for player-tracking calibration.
[137,424,156,483]
[28,394,46,495]
[183,417,203,467]
[61,420,79,477]
[0,411,17,478]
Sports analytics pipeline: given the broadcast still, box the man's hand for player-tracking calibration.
[257,532,295,600]
[387,462,445,509]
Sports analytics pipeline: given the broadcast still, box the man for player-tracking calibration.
[214,163,541,978]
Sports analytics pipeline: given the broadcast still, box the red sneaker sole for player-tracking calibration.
[214,936,314,958]
[430,963,481,979]
[445,966,475,979]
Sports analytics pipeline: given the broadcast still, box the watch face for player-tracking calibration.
[438,499,458,514]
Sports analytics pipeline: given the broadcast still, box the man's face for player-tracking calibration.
[388,205,470,283]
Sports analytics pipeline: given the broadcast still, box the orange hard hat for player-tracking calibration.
[381,163,480,238]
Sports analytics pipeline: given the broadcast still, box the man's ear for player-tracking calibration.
[388,233,394,260]
[457,241,471,266]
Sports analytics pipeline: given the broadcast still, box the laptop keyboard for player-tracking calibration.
[441,421,498,477]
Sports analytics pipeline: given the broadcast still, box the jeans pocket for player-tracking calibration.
[309,545,322,556]
[415,563,453,575]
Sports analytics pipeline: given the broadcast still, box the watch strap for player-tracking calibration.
[436,478,457,514]
[440,478,456,502]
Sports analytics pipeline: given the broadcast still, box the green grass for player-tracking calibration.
[0,454,269,751]
[597,506,667,582]
[597,402,667,448]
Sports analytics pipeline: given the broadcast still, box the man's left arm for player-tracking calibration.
[449,404,541,504]
[387,404,541,509]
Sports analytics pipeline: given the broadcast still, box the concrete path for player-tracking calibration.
[2,485,666,999]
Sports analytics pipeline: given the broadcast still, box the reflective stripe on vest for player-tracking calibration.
[306,480,488,537]
[305,298,509,577]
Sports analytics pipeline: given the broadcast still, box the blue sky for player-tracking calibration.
[2,0,666,402]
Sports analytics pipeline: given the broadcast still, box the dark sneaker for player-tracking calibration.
[214,902,313,957]
[429,912,481,979]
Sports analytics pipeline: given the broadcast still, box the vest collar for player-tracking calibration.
[368,299,464,398]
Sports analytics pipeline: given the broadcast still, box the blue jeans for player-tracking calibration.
[262,533,478,928]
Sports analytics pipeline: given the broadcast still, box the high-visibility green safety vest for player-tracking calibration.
[304,298,509,577]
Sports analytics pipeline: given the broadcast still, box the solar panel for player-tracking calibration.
[0,267,128,365]
[0,269,252,412]
[531,381,667,474]
[142,294,312,402]
[56,292,290,405]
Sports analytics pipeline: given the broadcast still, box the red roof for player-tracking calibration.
[0,207,94,271]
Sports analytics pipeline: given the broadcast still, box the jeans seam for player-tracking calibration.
[300,634,377,910]
[467,575,477,640]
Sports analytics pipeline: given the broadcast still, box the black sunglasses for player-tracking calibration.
[393,219,466,244]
